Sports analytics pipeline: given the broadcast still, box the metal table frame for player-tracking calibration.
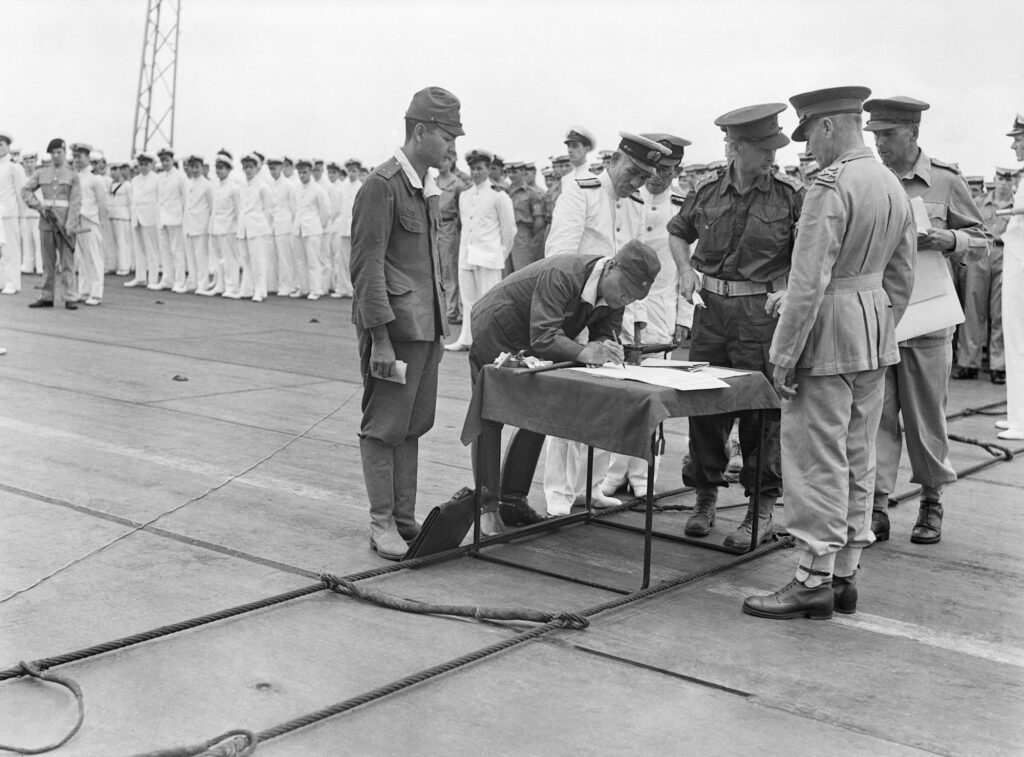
[465,368,773,593]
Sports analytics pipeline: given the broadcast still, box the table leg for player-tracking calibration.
[585,445,594,519]
[748,409,767,552]
[472,437,482,552]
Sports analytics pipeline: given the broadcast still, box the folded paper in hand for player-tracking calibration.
[374,359,408,385]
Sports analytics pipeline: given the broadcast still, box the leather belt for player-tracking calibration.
[701,273,787,297]
[42,199,70,208]
[825,272,883,293]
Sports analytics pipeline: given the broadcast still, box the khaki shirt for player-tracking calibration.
[21,164,81,233]
[770,146,916,375]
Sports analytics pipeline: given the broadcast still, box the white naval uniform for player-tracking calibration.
[543,170,644,514]
[131,171,160,285]
[20,176,42,273]
[0,154,26,292]
[294,180,331,297]
[1001,180,1024,437]
[603,184,693,496]
[97,173,115,272]
[75,168,108,301]
[325,179,343,295]
[157,167,188,289]
[108,179,133,274]
[184,175,213,291]
[269,177,297,295]
[235,177,273,300]
[334,177,362,297]
[452,180,515,348]
[208,179,239,295]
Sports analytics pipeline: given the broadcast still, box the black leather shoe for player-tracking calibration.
[911,500,943,544]
[28,299,54,308]
[871,510,890,542]
[833,574,857,614]
[499,495,545,526]
[951,366,977,380]
[990,370,1006,385]
[65,301,78,310]
[743,578,834,620]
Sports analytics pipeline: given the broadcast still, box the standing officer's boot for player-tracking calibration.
[910,499,943,544]
[393,438,421,543]
[684,489,717,536]
[360,437,407,561]
[724,495,775,549]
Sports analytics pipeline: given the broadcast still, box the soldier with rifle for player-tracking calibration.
[22,138,81,309]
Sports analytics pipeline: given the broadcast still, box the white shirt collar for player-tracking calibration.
[395,148,441,198]
[581,256,609,307]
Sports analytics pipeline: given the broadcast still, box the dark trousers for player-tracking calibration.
[39,226,76,303]
[682,290,782,498]
[358,334,441,447]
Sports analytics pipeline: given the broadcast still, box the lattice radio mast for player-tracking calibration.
[131,0,181,157]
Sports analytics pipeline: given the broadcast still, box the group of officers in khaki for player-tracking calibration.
[350,85,1021,623]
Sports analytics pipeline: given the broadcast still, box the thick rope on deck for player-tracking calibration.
[0,662,84,754]
[139,536,793,755]
[128,729,256,757]
[321,573,589,629]
[947,433,1014,461]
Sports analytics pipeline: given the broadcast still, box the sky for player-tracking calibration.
[4,0,1023,177]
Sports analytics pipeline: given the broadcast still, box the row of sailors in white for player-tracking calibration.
[543,131,695,514]
[121,149,363,301]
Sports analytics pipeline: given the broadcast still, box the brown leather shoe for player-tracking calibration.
[28,299,54,308]
[951,366,977,380]
[833,574,858,614]
[910,500,943,544]
[499,495,545,526]
[743,578,834,620]
[990,370,1006,385]
[684,498,716,536]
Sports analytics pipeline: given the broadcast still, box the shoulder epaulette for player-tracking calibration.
[670,193,686,206]
[692,171,719,193]
[375,157,401,179]
[628,192,644,204]
[814,164,843,187]
[773,171,805,191]
[929,157,960,175]
[491,183,507,192]
[576,177,601,189]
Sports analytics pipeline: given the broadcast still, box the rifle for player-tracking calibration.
[42,208,75,254]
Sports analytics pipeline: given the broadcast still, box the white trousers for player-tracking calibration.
[238,234,268,299]
[20,217,41,273]
[301,234,328,296]
[542,440,610,514]
[1,217,22,291]
[75,224,105,300]
[133,224,160,285]
[158,224,185,286]
[101,217,117,272]
[185,234,209,291]
[332,235,354,295]
[272,233,295,295]
[602,454,661,496]
[456,266,503,347]
[1003,227,1024,433]
[211,234,238,294]
[110,219,133,274]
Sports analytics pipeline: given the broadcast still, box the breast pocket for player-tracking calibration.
[746,206,792,251]
[698,206,731,260]
[924,201,948,229]
[398,212,425,234]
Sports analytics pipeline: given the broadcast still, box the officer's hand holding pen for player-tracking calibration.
[578,340,623,368]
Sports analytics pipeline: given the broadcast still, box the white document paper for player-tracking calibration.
[894,249,965,342]
[374,359,408,385]
[640,358,710,370]
[570,365,729,391]
[909,196,932,235]
[701,366,752,379]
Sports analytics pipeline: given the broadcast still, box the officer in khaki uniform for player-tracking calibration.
[864,97,990,545]
[506,161,545,272]
[954,166,1015,384]
[668,104,804,549]
[22,138,81,309]
[743,87,915,620]
[351,87,463,560]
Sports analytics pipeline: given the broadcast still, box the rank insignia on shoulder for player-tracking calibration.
[774,171,805,191]
[629,192,644,204]
[671,193,686,206]
[929,157,960,174]
[376,158,401,179]
[814,166,841,185]
[576,177,601,189]
[693,172,718,191]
